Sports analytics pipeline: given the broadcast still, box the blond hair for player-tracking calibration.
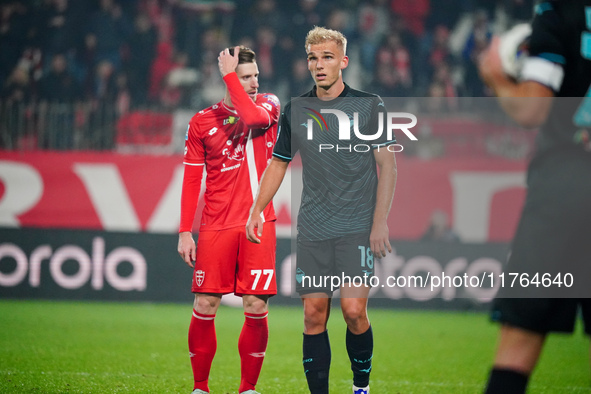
[305,26,347,55]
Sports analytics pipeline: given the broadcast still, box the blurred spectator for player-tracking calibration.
[290,0,326,40]
[1,65,32,104]
[115,71,131,116]
[125,12,157,106]
[375,33,412,92]
[428,25,453,72]
[85,0,132,69]
[92,60,117,102]
[148,41,177,102]
[0,64,33,149]
[160,51,199,108]
[86,60,125,150]
[254,25,279,88]
[366,63,410,97]
[0,1,30,84]
[325,8,355,41]
[139,0,174,42]
[390,0,430,37]
[426,0,464,30]
[461,9,492,96]
[430,62,458,106]
[288,57,311,98]
[356,0,390,74]
[37,53,82,149]
[421,210,460,242]
[417,24,454,92]
[38,53,81,103]
[38,0,78,62]
[234,0,286,40]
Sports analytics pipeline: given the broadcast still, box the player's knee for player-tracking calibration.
[303,300,330,330]
[243,295,268,314]
[194,294,221,314]
[342,305,368,328]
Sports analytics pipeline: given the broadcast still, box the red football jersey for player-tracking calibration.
[181,73,280,232]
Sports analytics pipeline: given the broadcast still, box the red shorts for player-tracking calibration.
[192,222,277,296]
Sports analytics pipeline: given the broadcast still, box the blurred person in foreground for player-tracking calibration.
[246,26,397,394]
[177,45,280,394]
[478,1,591,393]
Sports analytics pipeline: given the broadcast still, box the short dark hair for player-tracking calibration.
[228,46,256,65]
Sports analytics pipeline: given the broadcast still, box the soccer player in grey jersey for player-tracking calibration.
[247,27,397,394]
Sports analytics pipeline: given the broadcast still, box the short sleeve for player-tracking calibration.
[521,1,566,91]
[272,110,294,161]
[258,93,281,128]
[371,96,398,148]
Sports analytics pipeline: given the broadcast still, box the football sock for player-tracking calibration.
[346,326,373,388]
[485,367,529,394]
[188,310,216,392]
[302,330,331,394]
[238,312,269,393]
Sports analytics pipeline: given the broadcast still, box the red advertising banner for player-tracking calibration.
[0,151,526,242]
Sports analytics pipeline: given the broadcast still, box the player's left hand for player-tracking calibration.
[218,46,240,77]
[370,221,392,258]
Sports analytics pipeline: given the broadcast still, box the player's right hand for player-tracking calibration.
[478,36,506,88]
[178,231,197,268]
[218,46,240,77]
[246,214,263,244]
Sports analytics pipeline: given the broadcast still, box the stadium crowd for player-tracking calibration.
[0,0,534,150]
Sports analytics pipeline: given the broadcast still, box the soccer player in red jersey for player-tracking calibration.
[177,46,280,394]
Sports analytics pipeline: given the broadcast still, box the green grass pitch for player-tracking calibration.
[0,300,588,393]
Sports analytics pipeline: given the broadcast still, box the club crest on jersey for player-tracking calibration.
[223,116,238,125]
[195,270,205,287]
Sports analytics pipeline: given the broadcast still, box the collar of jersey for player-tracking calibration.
[310,83,350,98]
[220,100,238,115]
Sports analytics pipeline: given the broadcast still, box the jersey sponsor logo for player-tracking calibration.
[222,141,245,161]
[223,116,238,125]
[221,163,241,172]
[208,127,218,135]
[195,270,205,287]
